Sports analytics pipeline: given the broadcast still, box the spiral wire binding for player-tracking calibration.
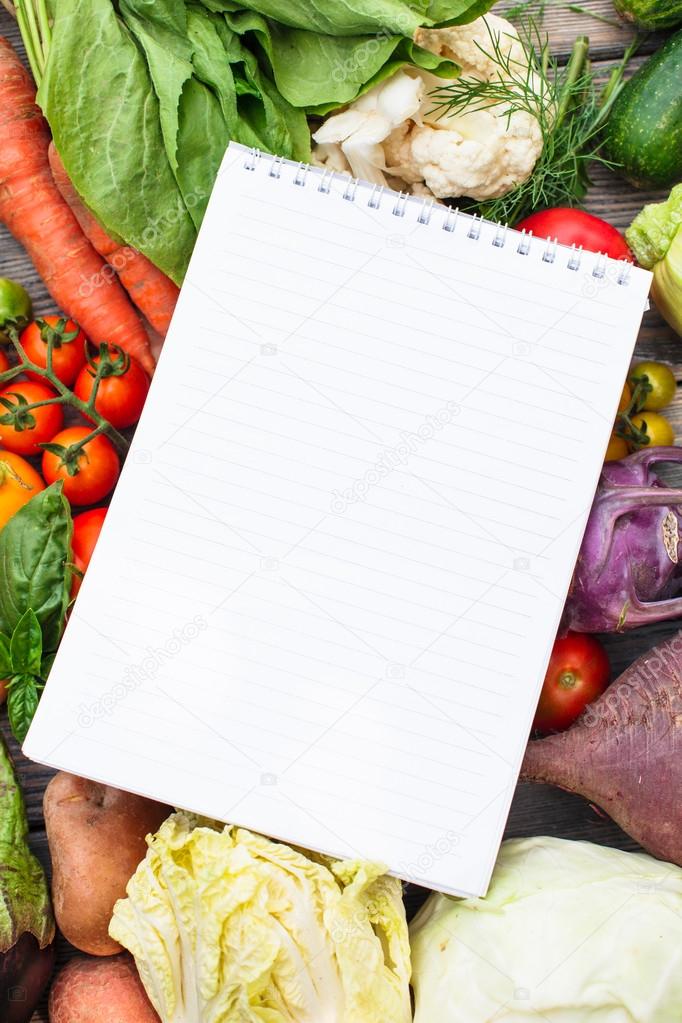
[467,215,482,241]
[242,148,631,285]
[393,192,409,218]
[368,184,385,210]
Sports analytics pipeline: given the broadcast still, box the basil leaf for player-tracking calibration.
[0,484,72,654]
[41,651,57,679]
[7,676,41,744]
[10,610,43,676]
[0,635,11,677]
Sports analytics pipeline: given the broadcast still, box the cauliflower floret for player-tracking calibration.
[313,71,424,186]
[384,109,542,200]
[312,13,545,202]
[414,14,528,81]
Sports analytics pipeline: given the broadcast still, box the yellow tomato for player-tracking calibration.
[629,361,676,411]
[605,434,629,461]
[630,412,675,449]
[617,382,631,413]
[0,450,44,529]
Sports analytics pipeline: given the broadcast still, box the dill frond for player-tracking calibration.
[427,21,635,225]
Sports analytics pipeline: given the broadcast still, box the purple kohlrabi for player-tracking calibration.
[561,446,682,632]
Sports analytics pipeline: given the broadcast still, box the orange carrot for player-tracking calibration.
[0,37,155,375]
[49,143,179,337]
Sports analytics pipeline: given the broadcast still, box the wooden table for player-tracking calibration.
[0,5,678,1019]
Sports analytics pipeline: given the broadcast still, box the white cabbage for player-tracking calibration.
[410,836,682,1022]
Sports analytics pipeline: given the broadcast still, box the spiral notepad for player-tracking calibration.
[24,141,652,897]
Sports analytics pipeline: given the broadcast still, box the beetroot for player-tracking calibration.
[522,631,682,865]
[562,446,682,631]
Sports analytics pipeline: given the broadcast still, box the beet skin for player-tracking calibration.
[522,631,682,865]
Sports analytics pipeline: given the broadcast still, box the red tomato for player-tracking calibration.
[516,209,633,262]
[42,426,120,505]
[74,346,149,428]
[0,349,10,374]
[0,380,64,455]
[534,632,610,733]
[20,316,87,385]
[71,506,107,597]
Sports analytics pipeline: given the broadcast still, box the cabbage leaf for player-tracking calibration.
[410,837,682,1023]
[109,812,412,1023]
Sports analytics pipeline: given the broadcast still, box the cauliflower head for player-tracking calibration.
[312,14,544,201]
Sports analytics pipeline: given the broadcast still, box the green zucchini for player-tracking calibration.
[604,30,682,189]
[614,0,682,29]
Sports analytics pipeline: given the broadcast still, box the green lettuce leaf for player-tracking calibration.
[626,183,682,269]
[627,185,682,337]
[119,1,194,174]
[41,0,491,280]
[39,0,198,283]
[0,483,72,655]
[109,812,412,1023]
[200,0,429,36]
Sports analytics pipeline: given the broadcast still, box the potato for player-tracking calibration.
[48,954,159,1023]
[44,774,169,955]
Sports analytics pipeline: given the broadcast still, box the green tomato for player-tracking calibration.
[0,279,32,338]
[629,361,677,411]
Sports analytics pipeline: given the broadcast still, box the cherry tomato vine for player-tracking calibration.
[0,318,130,473]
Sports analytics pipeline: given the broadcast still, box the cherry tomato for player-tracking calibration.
[74,347,149,428]
[71,506,107,597]
[0,449,44,529]
[617,382,631,413]
[629,361,676,412]
[19,316,87,386]
[629,411,675,449]
[604,433,629,462]
[515,209,633,262]
[42,426,120,505]
[0,349,10,374]
[0,380,64,456]
[534,632,610,733]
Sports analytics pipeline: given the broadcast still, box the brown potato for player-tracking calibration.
[44,774,169,955]
[49,954,159,1022]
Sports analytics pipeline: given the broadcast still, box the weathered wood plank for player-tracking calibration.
[0,3,678,1019]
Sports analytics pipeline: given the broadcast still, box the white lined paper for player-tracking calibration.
[24,142,651,896]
